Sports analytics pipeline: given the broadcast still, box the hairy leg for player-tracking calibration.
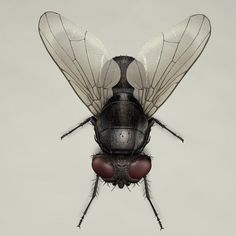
[78,175,99,228]
[149,117,184,142]
[143,176,164,230]
[61,116,96,139]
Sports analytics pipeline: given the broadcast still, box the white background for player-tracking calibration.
[1,0,235,235]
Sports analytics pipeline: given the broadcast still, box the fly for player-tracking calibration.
[38,12,211,230]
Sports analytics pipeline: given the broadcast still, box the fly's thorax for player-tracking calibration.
[96,128,147,154]
[94,93,150,154]
[92,154,152,188]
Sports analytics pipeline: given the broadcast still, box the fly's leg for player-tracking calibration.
[143,176,164,230]
[149,117,184,142]
[61,116,96,139]
[78,175,100,228]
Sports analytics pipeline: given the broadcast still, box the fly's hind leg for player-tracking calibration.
[78,175,100,228]
[143,176,164,230]
[61,116,96,139]
[149,117,184,142]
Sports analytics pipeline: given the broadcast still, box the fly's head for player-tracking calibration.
[92,154,151,188]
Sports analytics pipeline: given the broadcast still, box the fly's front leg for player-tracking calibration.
[61,116,96,139]
[149,117,184,142]
[78,175,100,228]
[143,176,164,230]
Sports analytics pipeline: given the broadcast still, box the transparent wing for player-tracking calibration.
[38,11,120,115]
[127,14,211,117]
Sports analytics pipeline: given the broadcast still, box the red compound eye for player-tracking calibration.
[92,156,114,178]
[128,157,151,180]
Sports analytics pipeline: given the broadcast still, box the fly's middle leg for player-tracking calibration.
[149,117,184,142]
[61,116,96,139]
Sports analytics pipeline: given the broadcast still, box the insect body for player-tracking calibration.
[39,12,211,229]
[93,56,151,186]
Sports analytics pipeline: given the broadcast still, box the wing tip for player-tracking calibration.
[190,14,211,29]
[38,11,60,27]
[188,14,211,38]
[39,11,59,19]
